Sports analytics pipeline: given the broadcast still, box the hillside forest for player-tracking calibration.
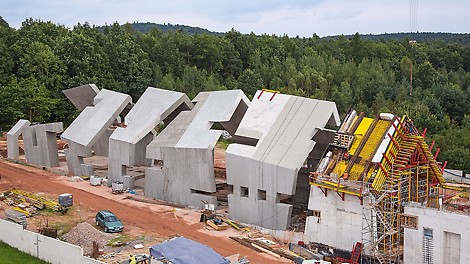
[0,18,469,173]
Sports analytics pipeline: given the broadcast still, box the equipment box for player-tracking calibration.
[58,193,73,207]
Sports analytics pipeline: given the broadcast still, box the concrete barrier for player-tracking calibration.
[0,219,103,264]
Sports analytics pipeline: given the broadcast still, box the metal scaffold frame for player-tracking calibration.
[361,116,444,264]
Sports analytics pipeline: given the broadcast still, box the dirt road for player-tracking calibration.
[0,159,285,263]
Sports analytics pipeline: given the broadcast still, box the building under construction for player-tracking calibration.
[305,109,470,263]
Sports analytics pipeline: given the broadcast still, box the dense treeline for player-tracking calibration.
[0,17,469,172]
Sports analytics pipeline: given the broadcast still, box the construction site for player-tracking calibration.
[1,85,470,264]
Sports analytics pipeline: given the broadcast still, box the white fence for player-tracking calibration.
[0,219,104,264]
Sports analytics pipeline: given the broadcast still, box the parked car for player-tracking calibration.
[95,210,124,233]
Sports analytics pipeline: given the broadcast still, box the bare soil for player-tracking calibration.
[0,156,288,263]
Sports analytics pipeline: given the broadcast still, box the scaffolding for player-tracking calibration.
[362,116,445,264]
[309,113,448,264]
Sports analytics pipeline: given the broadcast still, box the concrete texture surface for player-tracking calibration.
[6,119,31,159]
[404,203,470,264]
[108,87,193,186]
[226,90,340,230]
[61,87,132,176]
[304,185,368,251]
[62,84,100,111]
[145,90,249,209]
[22,122,63,167]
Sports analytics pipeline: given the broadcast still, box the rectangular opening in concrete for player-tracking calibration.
[31,129,38,147]
[258,189,266,200]
[423,227,433,264]
[240,186,249,197]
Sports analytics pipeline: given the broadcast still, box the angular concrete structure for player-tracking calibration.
[145,90,249,208]
[62,84,113,157]
[226,90,340,230]
[62,84,100,111]
[22,122,64,167]
[6,119,31,159]
[61,88,131,176]
[108,87,193,186]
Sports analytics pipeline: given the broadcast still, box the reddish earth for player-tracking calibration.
[0,158,285,263]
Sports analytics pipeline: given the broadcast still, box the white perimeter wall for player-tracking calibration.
[404,205,470,264]
[0,219,103,264]
[304,186,366,251]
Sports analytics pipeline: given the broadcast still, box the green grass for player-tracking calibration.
[0,241,49,264]
[216,138,232,150]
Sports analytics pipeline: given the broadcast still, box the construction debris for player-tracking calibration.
[63,222,114,256]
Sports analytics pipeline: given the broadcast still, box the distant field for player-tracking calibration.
[0,242,49,264]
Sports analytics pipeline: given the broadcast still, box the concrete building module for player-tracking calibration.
[7,120,63,167]
[403,203,470,264]
[7,119,31,160]
[226,90,340,230]
[61,85,132,176]
[108,87,193,187]
[145,90,249,209]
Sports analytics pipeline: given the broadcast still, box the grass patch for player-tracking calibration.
[106,235,133,246]
[216,138,232,150]
[0,241,49,264]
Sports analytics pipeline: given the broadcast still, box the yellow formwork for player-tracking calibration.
[349,117,374,155]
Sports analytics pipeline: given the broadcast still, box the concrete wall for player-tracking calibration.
[304,186,366,251]
[108,87,192,186]
[404,204,470,264]
[22,122,63,167]
[61,87,131,176]
[7,119,30,159]
[145,90,249,209]
[227,91,340,230]
[0,219,103,264]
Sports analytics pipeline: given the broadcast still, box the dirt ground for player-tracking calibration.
[0,137,290,263]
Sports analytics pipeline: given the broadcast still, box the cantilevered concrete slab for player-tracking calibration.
[62,84,100,111]
[22,122,64,167]
[62,84,116,157]
[7,119,31,159]
[108,87,193,186]
[61,88,132,176]
[226,90,340,230]
[145,90,249,208]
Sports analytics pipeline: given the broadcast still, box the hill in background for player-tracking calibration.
[101,22,470,43]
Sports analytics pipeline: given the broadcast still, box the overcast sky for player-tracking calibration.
[2,0,469,37]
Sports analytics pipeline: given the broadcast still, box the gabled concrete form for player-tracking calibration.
[145,90,249,208]
[7,119,31,159]
[61,86,131,176]
[108,87,193,186]
[226,90,340,230]
[23,122,64,167]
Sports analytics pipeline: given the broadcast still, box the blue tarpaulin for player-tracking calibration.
[149,236,230,264]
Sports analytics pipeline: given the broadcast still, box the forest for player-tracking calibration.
[0,17,469,173]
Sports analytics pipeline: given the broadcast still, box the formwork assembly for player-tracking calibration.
[307,109,463,263]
